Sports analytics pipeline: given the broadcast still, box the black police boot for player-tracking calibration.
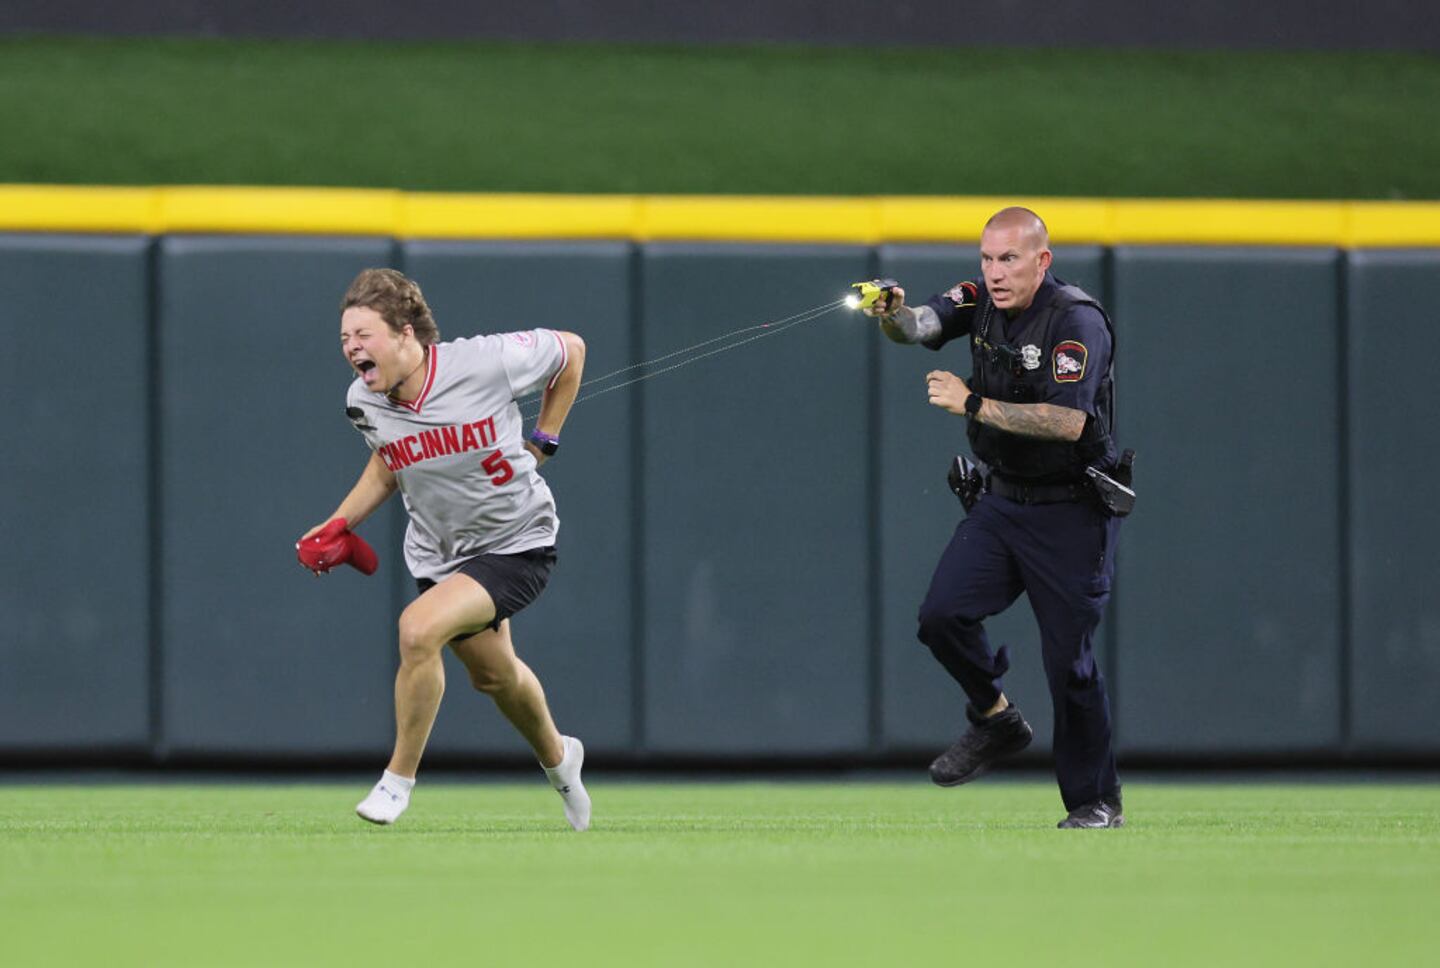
[928,703,1034,787]
[1057,794,1125,829]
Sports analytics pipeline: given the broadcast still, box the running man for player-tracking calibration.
[299,268,590,829]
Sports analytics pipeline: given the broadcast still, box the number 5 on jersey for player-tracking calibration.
[482,449,514,485]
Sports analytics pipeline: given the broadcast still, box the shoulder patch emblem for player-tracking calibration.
[1020,344,1042,370]
[506,331,535,347]
[944,281,977,308]
[1052,341,1088,382]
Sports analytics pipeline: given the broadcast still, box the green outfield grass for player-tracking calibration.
[0,37,1437,199]
[1,780,1437,967]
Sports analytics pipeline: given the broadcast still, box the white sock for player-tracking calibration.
[542,736,591,832]
[355,769,414,825]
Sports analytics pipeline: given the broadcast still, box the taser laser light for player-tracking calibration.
[846,278,900,310]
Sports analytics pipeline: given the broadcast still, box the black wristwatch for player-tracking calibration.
[528,428,560,456]
[964,392,984,418]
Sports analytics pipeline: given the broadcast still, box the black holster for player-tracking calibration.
[948,454,987,513]
[1086,449,1137,518]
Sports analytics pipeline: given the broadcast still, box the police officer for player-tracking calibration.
[869,207,1125,828]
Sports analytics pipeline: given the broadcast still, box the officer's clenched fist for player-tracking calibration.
[926,370,971,414]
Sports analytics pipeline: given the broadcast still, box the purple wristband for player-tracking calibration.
[528,428,560,455]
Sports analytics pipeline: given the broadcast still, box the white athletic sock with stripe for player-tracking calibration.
[543,736,591,831]
[356,770,414,825]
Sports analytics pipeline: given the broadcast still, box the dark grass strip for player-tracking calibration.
[1,37,1437,199]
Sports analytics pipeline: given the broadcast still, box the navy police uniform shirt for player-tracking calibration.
[921,271,1112,421]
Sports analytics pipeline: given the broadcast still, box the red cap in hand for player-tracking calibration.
[296,518,378,575]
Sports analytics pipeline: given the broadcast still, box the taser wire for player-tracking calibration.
[516,298,847,419]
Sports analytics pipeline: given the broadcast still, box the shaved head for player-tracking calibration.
[983,207,1050,251]
[979,207,1053,314]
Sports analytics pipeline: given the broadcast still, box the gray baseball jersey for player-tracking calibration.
[344,330,568,582]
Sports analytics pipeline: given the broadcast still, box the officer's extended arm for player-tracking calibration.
[865,287,943,345]
[879,304,942,345]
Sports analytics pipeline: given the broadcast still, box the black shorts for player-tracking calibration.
[415,545,557,631]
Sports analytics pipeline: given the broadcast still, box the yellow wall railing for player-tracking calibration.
[1,185,1437,246]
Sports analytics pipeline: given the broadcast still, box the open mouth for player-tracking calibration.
[355,359,378,384]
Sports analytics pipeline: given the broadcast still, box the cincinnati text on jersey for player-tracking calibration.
[377,415,500,472]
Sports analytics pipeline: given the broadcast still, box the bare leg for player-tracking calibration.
[386,573,500,778]
[451,610,590,831]
[450,619,565,767]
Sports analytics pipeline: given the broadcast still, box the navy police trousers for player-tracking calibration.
[917,493,1121,810]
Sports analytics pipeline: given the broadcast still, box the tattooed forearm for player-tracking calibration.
[878,305,941,345]
[977,400,1087,441]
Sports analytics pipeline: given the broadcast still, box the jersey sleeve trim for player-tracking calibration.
[545,329,568,391]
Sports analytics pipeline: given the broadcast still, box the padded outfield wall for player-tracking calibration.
[0,188,1436,765]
